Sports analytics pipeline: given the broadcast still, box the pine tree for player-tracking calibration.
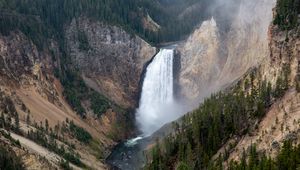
[15,112,20,132]
[45,119,49,132]
[186,142,193,167]
[26,113,30,125]
[0,112,5,128]
[248,144,258,169]
[176,162,190,170]
[240,149,247,170]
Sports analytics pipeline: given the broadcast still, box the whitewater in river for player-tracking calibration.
[107,47,183,169]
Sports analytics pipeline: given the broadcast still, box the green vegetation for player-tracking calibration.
[0,0,212,45]
[61,70,111,117]
[62,71,86,115]
[88,139,105,160]
[0,0,213,119]
[0,0,211,120]
[77,31,89,51]
[0,145,24,170]
[0,130,21,147]
[146,65,291,170]
[23,118,89,167]
[0,89,107,167]
[176,162,191,170]
[274,64,290,98]
[223,141,300,170]
[90,92,110,116]
[0,93,21,133]
[0,11,50,50]
[69,120,92,144]
[27,128,84,167]
[60,159,73,170]
[274,0,300,30]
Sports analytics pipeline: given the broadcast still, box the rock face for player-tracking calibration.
[177,0,276,103]
[65,17,156,108]
[0,32,42,84]
[0,25,151,168]
[217,0,276,85]
[177,18,221,101]
[0,32,59,102]
[212,1,300,163]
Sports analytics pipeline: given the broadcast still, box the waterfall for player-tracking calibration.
[136,48,179,136]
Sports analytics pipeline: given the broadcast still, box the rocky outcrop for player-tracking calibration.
[0,32,60,104]
[0,30,126,169]
[65,17,156,108]
[0,32,43,84]
[217,0,276,85]
[0,18,157,168]
[177,18,221,101]
[214,34,300,164]
[212,3,300,164]
[177,0,276,103]
[263,20,300,85]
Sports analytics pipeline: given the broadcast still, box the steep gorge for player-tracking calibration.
[0,0,299,169]
[0,18,157,169]
[177,0,276,104]
[145,0,300,169]
[214,7,300,164]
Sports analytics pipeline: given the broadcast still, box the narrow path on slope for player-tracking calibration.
[9,132,82,170]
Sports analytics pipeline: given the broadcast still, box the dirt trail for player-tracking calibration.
[10,132,82,170]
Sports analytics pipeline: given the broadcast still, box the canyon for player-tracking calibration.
[0,0,299,169]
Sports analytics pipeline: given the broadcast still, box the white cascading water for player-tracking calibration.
[136,48,181,137]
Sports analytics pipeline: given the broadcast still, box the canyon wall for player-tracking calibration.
[65,17,156,108]
[177,18,221,102]
[214,12,300,164]
[0,17,156,168]
[0,31,59,102]
[177,0,276,103]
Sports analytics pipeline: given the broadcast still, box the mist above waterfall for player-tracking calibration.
[178,0,275,109]
[135,0,276,137]
[136,49,186,136]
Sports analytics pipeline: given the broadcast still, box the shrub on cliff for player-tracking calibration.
[0,145,24,170]
[274,0,300,30]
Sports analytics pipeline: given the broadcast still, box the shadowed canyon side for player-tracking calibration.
[177,0,276,104]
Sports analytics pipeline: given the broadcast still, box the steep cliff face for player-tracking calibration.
[0,18,156,168]
[213,19,300,165]
[177,18,221,101]
[0,31,59,102]
[146,2,300,166]
[65,17,156,108]
[217,0,275,85]
[0,31,113,169]
[177,0,276,103]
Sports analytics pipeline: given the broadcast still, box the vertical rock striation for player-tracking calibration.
[177,18,220,102]
[65,17,156,108]
[177,0,276,104]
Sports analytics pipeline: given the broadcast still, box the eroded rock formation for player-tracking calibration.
[177,0,276,103]
[65,17,156,108]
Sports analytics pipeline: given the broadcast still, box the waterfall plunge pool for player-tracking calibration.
[106,47,184,169]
